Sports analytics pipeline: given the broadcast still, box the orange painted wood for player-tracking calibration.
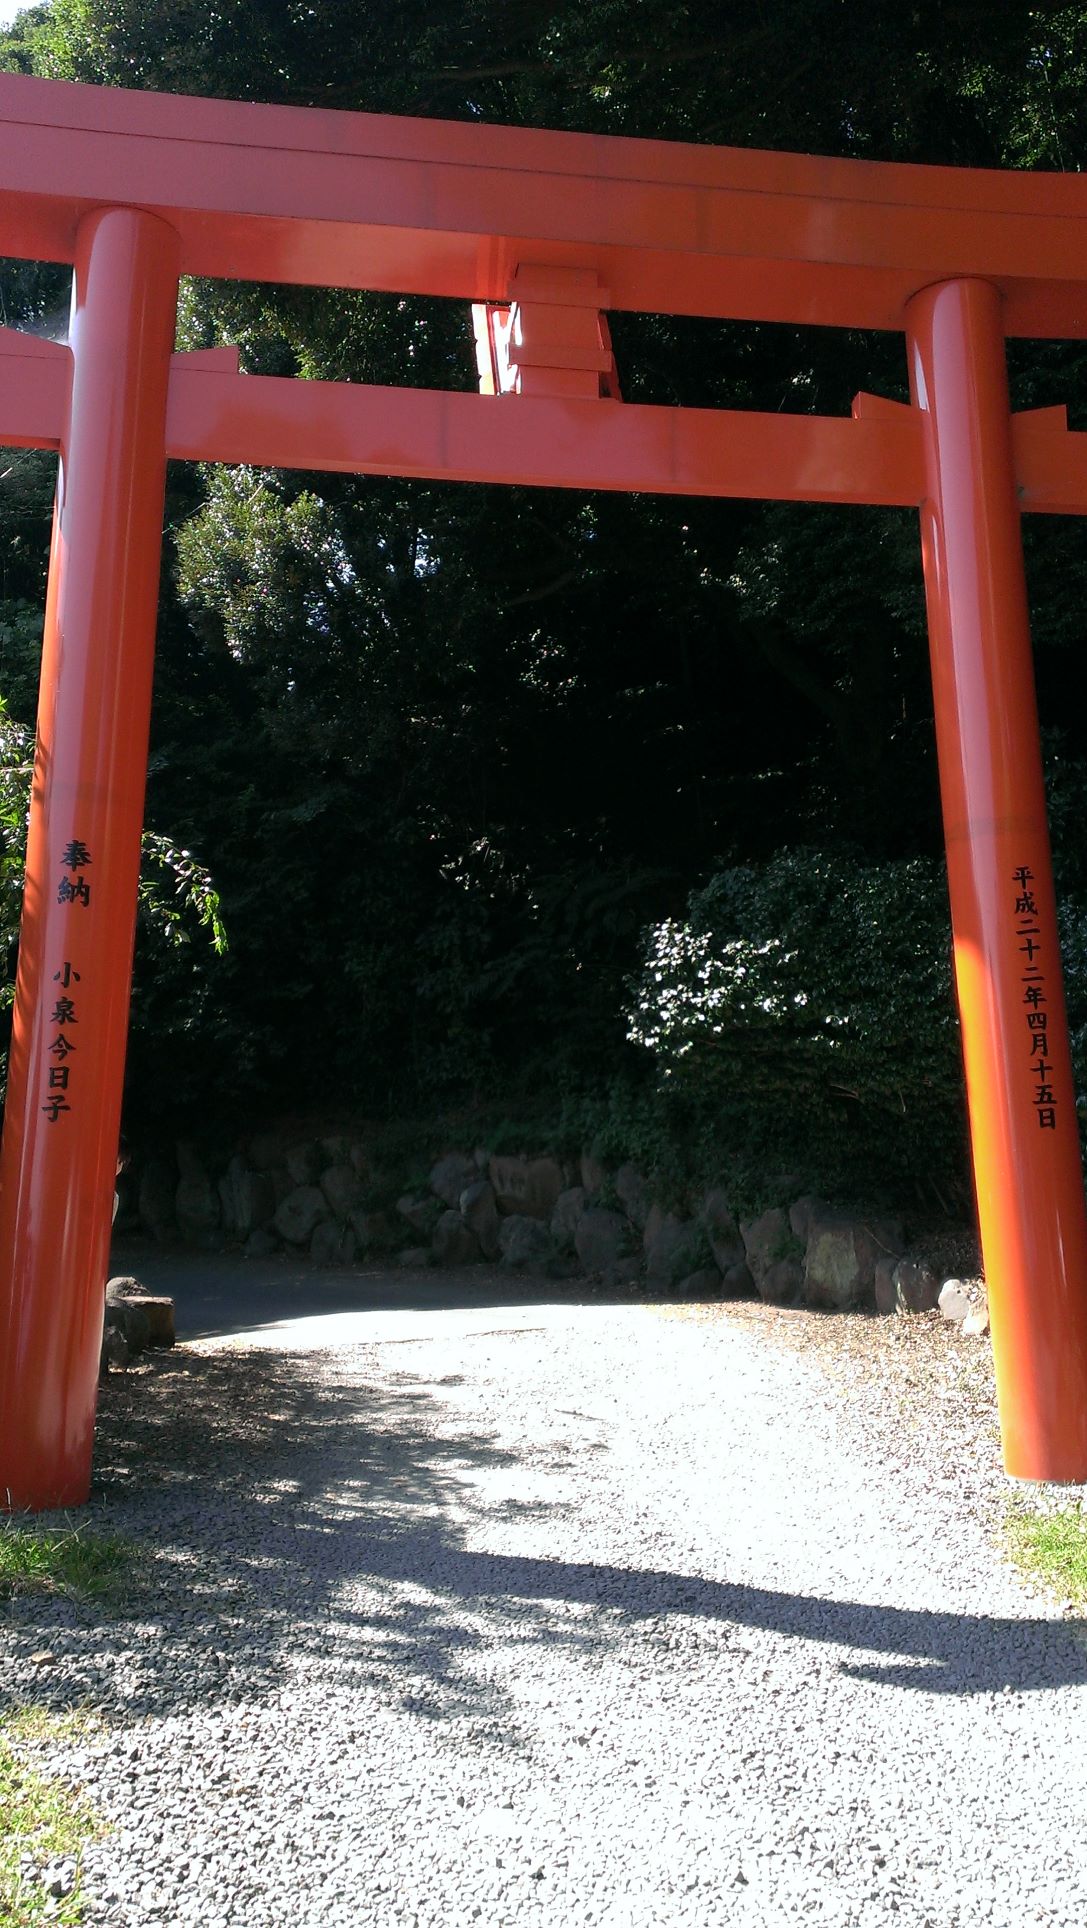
[4,73,1087,334]
[9,337,1087,517]
[0,329,69,448]
[0,208,179,1511]
[164,368,927,505]
[908,278,1087,1482]
[4,72,1087,1497]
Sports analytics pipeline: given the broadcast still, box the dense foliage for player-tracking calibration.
[2,2,1087,1196]
[626,851,965,1195]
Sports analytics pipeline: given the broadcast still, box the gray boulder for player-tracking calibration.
[398,1246,432,1268]
[803,1211,904,1310]
[217,1158,243,1238]
[740,1208,794,1290]
[433,1210,482,1265]
[460,1180,500,1260]
[644,1208,704,1288]
[874,1255,899,1316]
[759,1258,804,1306]
[175,1169,220,1246]
[105,1274,151,1302]
[106,1278,174,1347]
[699,1187,746,1273]
[938,1277,981,1324]
[103,1298,150,1354]
[678,1268,725,1299]
[721,1262,757,1298]
[498,1214,556,1273]
[789,1195,827,1244]
[489,1155,564,1221]
[247,1131,285,1172]
[175,1139,207,1182]
[311,1220,357,1267]
[138,1159,177,1242]
[237,1170,275,1240]
[285,1141,323,1186]
[350,1209,396,1255]
[551,1187,587,1253]
[430,1153,479,1208]
[397,1194,443,1237]
[890,1258,941,1315]
[244,1225,280,1260]
[274,1185,330,1247]
[217,1167,239,1239]
[580,1151,607,1196]
[320,1163,363,1221]
[575,1207,629,1275]
[603,1254,644,1289]
[614,1164,651,1232]
[218,1161,276,1242]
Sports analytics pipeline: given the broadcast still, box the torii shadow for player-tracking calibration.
[4,1345,1083,1727]
[347,1529,1087,1697]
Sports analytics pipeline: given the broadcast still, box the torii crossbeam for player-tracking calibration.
[2,73,1087,1507]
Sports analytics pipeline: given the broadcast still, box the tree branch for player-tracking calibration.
[419,41,735,84]
[503,566,583,607]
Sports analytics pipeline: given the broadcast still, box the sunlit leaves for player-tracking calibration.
[176,468,352,661]
[627,849,966,1187]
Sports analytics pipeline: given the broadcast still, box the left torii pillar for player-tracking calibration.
[0,207,179,1511]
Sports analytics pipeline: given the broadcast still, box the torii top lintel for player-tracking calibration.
[5,73,1087,516]
[3,71,1087,337]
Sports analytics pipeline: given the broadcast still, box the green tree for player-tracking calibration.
[2,1,1086,1163]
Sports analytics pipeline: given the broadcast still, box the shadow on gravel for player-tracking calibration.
[4,1347,1085,1739]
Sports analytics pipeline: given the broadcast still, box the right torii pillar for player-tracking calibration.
[908,276,1087,1481]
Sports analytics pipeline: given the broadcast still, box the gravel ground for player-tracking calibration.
[5,1280,1087,1927]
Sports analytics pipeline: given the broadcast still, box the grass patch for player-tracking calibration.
[0,1711,101,1926]
[1005,1506,1087,1604]
[0,1522,136,1604]
[0,1525,133,1919]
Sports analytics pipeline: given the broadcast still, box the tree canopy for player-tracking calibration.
[2,1,1087,1195]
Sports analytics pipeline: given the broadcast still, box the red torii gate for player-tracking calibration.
[2,74,1087,1507]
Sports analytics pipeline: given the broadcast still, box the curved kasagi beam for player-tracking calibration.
[3,73,1087,334]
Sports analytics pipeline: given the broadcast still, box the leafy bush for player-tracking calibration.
[626,848,967,1197]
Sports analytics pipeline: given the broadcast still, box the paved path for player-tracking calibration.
[7,1263,1087,1926]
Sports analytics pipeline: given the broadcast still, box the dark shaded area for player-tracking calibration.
[2,8,1087,1199]
[3,1337,1085,1728]
[121,1246,624,1342]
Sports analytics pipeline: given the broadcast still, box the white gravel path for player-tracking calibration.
[6,1290,1087,1927]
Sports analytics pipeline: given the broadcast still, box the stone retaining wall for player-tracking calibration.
[117,1131,985,1322]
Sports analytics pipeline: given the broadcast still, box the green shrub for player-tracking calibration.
[625,847,967,1197]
